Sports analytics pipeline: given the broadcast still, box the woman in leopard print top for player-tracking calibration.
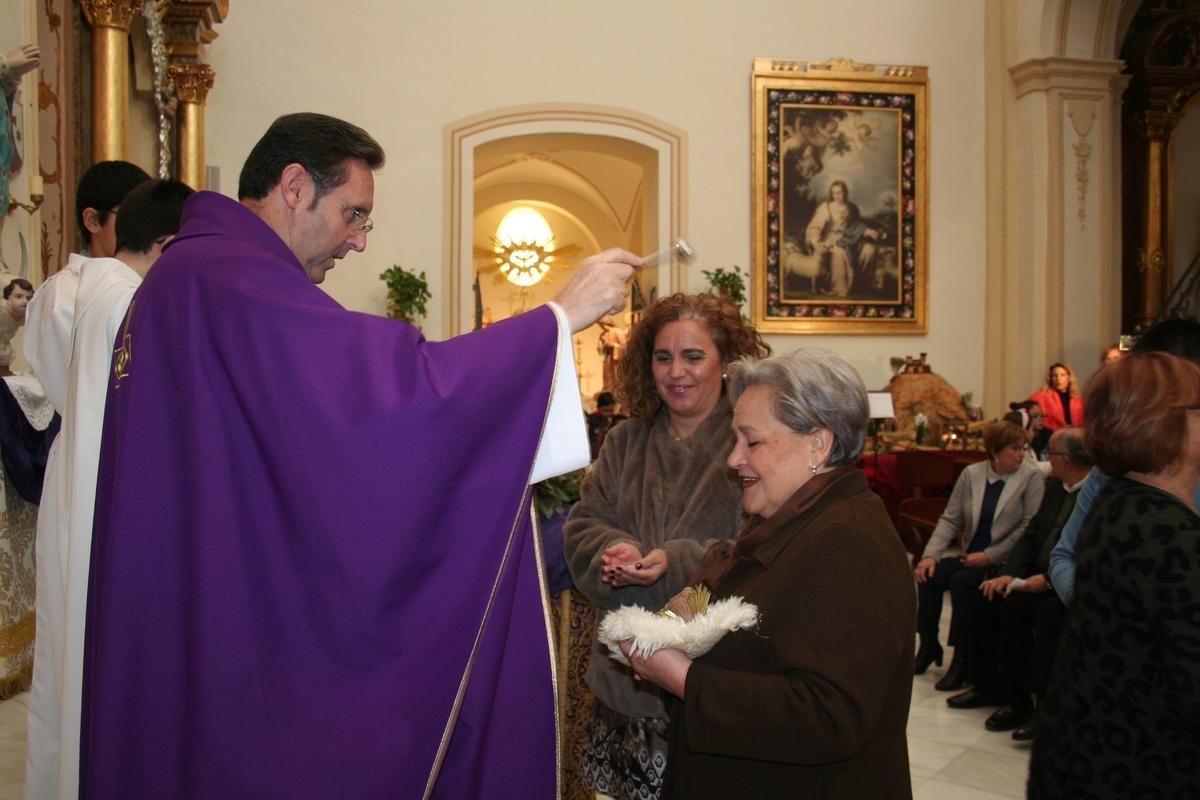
[1028,352,1200,799]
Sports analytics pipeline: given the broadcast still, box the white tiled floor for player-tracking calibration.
[907,599,1032,799]
[908,666,1031,798]
[0,667,1030,799]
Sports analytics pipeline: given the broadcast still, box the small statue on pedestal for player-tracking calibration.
[1,44,40,227]
[0,277,33,375]
[597,314,627,392]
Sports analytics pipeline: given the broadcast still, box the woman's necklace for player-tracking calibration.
[667,420,693,442]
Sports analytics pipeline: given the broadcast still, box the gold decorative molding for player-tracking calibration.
[754,57,927,82]
[1066,99,1097,230]
[0,613,34,658]
[167,61,213,104]
[80,0,144,30]
[1119,4,1200,331]
[159,2,225,190]
[163,0,229,63]
[84,0,145,160]
[170,63,214,189]
[1137,247,1165,276]
[1129,80,1200,142]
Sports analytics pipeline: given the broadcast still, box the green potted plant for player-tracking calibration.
[380,265,431,327]
[702,265,748,310]
[533,469,585,521]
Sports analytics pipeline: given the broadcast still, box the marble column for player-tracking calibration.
[80,0,144,162]
[167,63,214,190]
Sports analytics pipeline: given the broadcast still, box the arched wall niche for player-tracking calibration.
[473,132,655,282]
[443,104,687,338]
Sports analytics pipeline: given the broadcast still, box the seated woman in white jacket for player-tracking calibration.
[912,421,1045,691]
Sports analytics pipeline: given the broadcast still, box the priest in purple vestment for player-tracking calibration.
[79,112,639,799]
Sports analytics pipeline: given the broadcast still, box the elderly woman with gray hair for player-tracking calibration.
[621,348,915,799]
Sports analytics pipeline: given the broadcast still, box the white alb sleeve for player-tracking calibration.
[529,302,589,484]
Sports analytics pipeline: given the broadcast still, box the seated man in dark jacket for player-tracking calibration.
[946,426,1092,739]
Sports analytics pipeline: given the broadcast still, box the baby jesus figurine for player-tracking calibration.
[0,277,33,374]
[598,583,759,666]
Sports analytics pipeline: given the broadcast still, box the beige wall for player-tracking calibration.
[203,0,989,401]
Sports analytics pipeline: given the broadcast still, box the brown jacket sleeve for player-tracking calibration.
[562,421,642,609]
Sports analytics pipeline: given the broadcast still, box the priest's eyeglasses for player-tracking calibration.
[332,192,374,234]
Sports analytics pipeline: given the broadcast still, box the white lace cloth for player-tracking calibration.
[3,373,55,430]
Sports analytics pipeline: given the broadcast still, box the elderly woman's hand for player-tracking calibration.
[619,640,693,699]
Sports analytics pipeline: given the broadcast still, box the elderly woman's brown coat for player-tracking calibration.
[665,468,915,799]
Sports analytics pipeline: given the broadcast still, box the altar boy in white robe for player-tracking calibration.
[24,179,194,800]
[22,161,150,800]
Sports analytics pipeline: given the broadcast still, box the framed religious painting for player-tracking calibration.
[751,58,929,333]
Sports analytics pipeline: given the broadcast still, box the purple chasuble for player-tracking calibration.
[80,192,561,799]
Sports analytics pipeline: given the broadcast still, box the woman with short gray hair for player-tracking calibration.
[725,347,869,468]
[620,348,915,798]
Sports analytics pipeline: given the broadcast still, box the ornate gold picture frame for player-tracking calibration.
[751,58,929,334]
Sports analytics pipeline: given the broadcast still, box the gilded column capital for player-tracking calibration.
[81,0,145,31]
[167,62,214,104]
[164,0,229,62]
[1130,108,1184,142]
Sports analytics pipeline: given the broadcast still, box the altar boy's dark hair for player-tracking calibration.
[75,160,152,246]
[115,180,195,254]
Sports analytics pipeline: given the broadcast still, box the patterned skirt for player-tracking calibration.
[580,700,670,800]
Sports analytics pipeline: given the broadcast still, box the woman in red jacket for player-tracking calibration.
[1029,362,1083,431]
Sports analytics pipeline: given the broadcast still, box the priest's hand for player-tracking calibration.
[620,641,692,699]
[553,248,642,333]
